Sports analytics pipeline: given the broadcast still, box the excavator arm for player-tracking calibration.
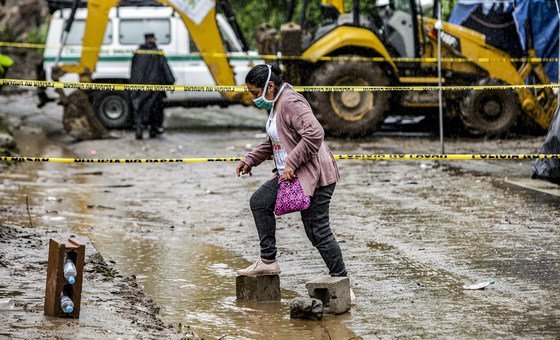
[55,0,119,80]
[159,0,250,103]
[323,0,345,13]
[54,0,251,102]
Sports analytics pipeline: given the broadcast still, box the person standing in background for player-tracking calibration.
[130,33,175,139]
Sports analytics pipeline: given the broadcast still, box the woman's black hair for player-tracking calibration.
[245,64,283,93]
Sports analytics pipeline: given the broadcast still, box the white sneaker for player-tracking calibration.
[237,259,281,276]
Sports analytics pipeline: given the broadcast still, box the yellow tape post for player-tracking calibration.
[1,154,559,164]
[1,78,559,93]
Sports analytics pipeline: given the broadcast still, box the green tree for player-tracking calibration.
[228,0,321,50]
[228,0,459,50]
[442,0,458,20]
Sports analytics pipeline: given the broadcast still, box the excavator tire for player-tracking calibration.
[459,78,519,136]
[92,90,131,129]
[63,90,108,141]
[307,56,391,137]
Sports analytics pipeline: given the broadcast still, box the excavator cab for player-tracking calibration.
[279,0,432,136]
[376,0,428,60]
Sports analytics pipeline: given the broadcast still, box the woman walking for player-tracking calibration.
[236,64,348,278]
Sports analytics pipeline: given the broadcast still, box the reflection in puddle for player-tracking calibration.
[91,235,355,339]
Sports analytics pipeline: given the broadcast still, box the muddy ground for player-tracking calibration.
[0,91,559,339]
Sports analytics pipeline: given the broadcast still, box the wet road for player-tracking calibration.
[0,92,559,338]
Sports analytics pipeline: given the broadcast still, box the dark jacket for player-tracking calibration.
[130,42,175,87]
[130,42,175,124]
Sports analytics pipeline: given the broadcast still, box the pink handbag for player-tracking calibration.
[274,177,311,215]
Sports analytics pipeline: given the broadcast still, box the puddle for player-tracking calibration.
[79,226,355,338]
[0,129,358,338]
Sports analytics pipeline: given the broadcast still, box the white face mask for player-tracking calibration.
[253,65,284,111]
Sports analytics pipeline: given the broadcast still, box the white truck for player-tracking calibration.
[43,5,256,129]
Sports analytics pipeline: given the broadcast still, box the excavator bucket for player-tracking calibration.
[52,0,118,139]
[62,90,108,141]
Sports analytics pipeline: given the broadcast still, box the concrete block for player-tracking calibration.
[305,276,350,314]
[290,297,323,320]
[236,275,280,302]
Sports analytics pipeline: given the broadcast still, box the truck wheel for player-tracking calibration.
[307,56,391,137]
[460,78,519,136]
[92,91,131,129]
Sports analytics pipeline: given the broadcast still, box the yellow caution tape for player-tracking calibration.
[1,154,559,164]
[1,78,559,92]
[334,154,560,160]
[0,79,245,92]
[2,41,560,63]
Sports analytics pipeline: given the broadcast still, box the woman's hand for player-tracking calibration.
[236,160,252,177]
[282,164,296,181]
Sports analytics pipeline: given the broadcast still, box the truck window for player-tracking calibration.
[189,35,198,53]
[119,19,171,45]
[393,0,412,12]
[64,20,113,45]
[218,26,239,53]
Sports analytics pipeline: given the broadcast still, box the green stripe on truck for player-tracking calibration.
[43,55,258,62]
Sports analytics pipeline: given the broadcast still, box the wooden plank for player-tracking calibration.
[44,238,85,318]
[44,238,64,317]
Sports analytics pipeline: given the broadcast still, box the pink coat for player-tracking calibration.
[243,85,340,196]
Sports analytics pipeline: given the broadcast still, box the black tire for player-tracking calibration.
[92,91,131,129]
[307,56,391,137]
[459,78,519,136]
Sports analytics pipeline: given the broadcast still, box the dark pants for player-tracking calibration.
[249,178,347,277]
[132,92,164,130]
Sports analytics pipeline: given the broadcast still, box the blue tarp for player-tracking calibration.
[449,0,559,82]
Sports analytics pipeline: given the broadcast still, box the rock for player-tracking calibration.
[62,90,108,141]
[0,132,16,149]
[0,298,15,310]
[289,297,323,320]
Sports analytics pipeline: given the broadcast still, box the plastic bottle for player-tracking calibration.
[63,258,77,285]
[462,279,496,290]
[60,293,74,314]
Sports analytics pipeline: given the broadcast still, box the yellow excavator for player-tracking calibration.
[48,0,253,140]
[275,0,556,136]
[50,0,556,139]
